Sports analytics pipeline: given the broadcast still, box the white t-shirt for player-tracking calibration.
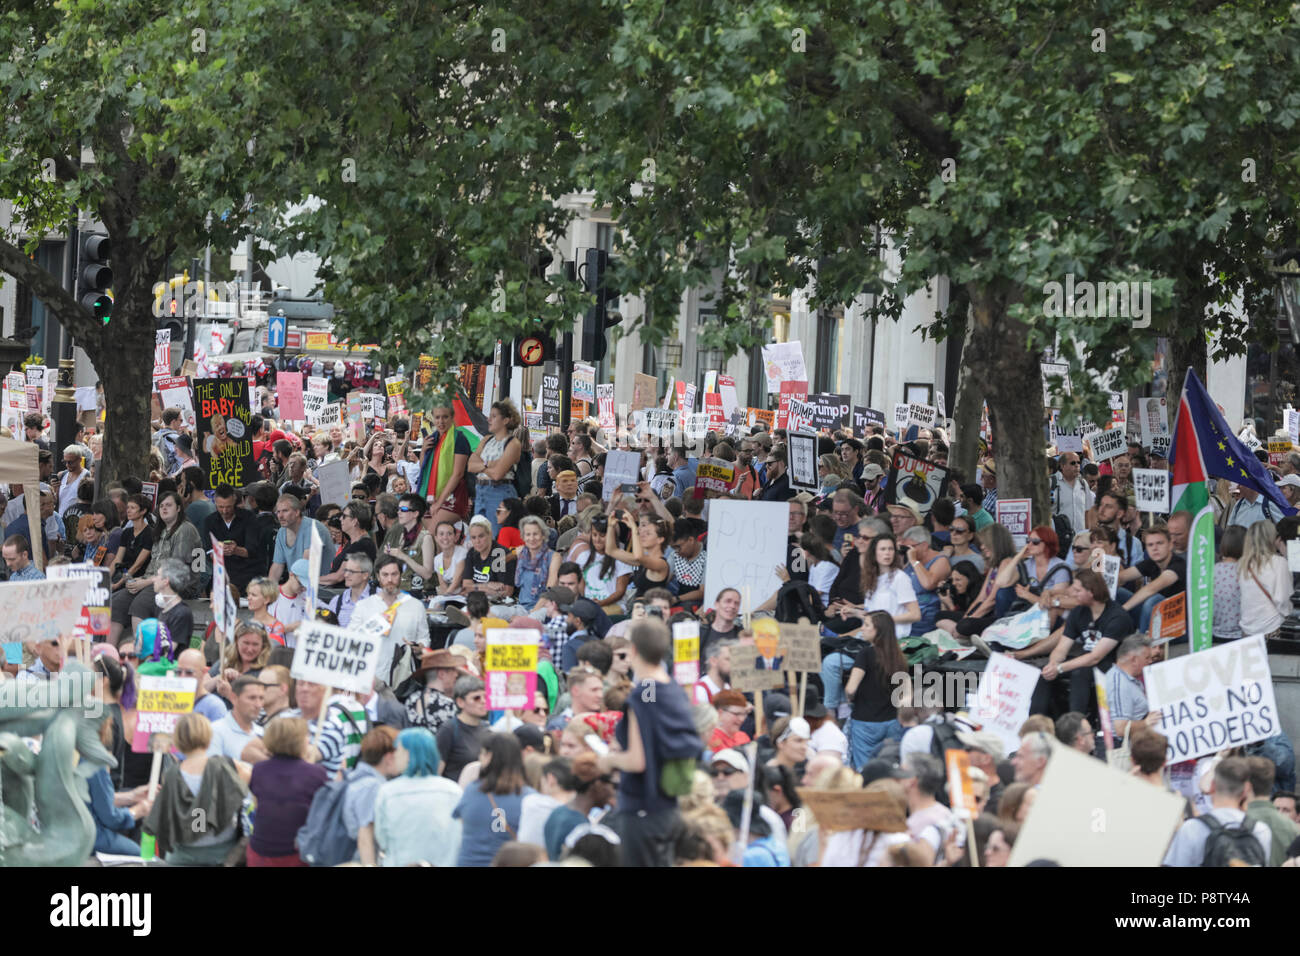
[864,570,918,637]
[582,557,634,603]
[809,721,848,760]
[821,829,910,867]
[808,560,838,604]
[694,675,725,706]
[269,590,307,646]
[433,545,468,587]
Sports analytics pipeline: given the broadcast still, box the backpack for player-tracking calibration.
[1197,815,1267,867]
[296,769,360,867]
[636,680,704,799]
[1051,510,1074,554]
[513,437,532,498]
[774,581,825,625]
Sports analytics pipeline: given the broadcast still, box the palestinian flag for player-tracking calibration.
[1169,370,1216,653]
[416,386,489,501]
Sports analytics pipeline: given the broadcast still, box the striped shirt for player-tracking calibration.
[284,695,368,774]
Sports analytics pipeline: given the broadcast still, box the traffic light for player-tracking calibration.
[79,232,113,324]
[580,249,622,362]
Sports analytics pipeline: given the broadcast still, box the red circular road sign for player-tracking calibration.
[517,336,545,366]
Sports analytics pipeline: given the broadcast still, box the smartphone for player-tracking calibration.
[619,483,639,494]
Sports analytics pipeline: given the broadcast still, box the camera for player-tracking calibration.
[646,607,665,619]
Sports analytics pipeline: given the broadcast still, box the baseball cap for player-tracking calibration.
[540,586,576,606]
[862,463,885,481]
[764,693,792,719]
[776,716,812,743]
[290,558,311,581]
[860,759,913,786]
[710,749,749,775]
[514,725,546,753]
[559,597,600,625]
[1278,475,1300,490]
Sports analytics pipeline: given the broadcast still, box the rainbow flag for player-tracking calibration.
[416,387,488,501]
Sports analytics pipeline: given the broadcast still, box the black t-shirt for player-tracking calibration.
[437,718,490,781]
[160,601,195,651]
[850,643,898,723]
[330,536,378,574]
[830,553,865,606]
[467,546,516,590]
[1135,554,1185,599]
[118,523,154,572]
[1063,600,1130,668]
[786,535,810,583]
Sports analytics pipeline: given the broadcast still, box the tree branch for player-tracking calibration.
[0,234,101,349]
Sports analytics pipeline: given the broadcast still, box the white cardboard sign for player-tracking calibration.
[1145,634,1278,764]
[970,652,1040,758]
[1132,468,1170,513]
[1085,426,1126,462]
[291,620,383,694]
[702,500,790,615]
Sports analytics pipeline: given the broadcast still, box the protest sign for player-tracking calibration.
[1237,423,1262,452]
[1139,397,1169,449]
[1149,433,1171,458]
[730,656,785,692]
[316,459,352,508]
[693,458,737,496]
[703,500,789,617]
[384,375,406,400]
[292,620,383,695]
[1133,468,1170,513]
[570,363,595,404]
[684,412,710,444]
[1100,554,1121,599]
[1049,413,1085,454]
[995,498,1033,548]
[778,620,821,673]
[596,384,616,431]
[785,398,815,435]
[1145,635,1278,763]
[631,372,657,412]
[807,392,850,433]
[760,341,808,393]
[1149,591,1186,643]
[1289,539,1300,574]
[1288,408,1300,446]
[747,407,775,431]
[209,533,237,641]
[970,652,1040,757]
[907,402,938,429]
[718,374,739,419]
[787,431,819,492]
[776,380,808,430]
[638,408,676,443]
[704,392,727,432]
[131,676,197,753]
[155,375,195,429]
[193,377,255,490]
[153,329,172,380]
[945,749,977,818]
[362,394,383,422]
[888,449,950,517]
[1267,440,1292,469]
[277,372,304,421]
[1084,426,1126,462]
[1007,741,1185,867]
[1040,362,1070,409]
[304,376,329,424]
[672,620,700,687]
[485,627,539,710]
[525,410,546,444]
[892,403,908,434]
[541,363,562,427]
[852,406,885,439]
[601,449,641,503]
[46,564,111,649]
[795,790,907,833]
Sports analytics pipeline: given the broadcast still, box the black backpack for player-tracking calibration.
[1051,511,1074,553]
[774,580,825,624]
[512,437,532,498]
[1197,815,1267,867]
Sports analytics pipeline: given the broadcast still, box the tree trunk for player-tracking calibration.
[966,283,1052,526]
[949,303,983,482]
[1166,328,1207,411]
[93,291,156,486]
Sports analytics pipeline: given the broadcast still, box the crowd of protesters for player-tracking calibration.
[5,389,1300,868]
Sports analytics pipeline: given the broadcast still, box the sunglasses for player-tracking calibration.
[614,652,629,660]
[398,506,414,513]
[122,652,138,661]
[1072,545,1090,553]
[533,706,549,715]
[709,768,743,778]
[1027,538,1042,545]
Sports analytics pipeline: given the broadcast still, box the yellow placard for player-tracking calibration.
[486,644,538,671]
[674,636,699,664]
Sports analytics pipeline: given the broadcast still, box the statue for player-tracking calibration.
[0,661,115,866]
